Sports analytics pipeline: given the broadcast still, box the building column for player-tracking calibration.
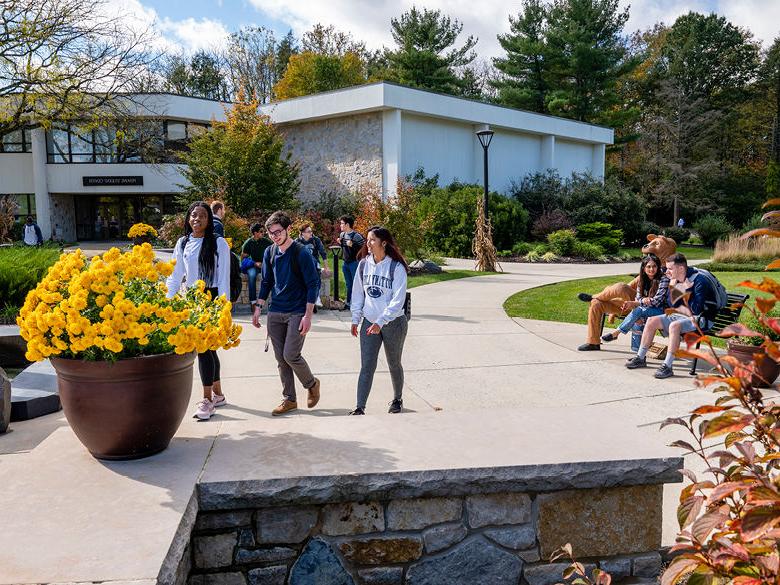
[382,109,402,199]
[30,128,52,240]
[541,135,555,171]
[592,143,606,180]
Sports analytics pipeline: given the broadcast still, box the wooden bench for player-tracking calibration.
[599,292,750,374]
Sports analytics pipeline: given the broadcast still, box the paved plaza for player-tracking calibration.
[1,258,710,584]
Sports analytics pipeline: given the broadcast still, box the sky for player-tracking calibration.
[117,0,780,58]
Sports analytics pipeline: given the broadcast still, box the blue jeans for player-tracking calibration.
[247,266,259,303]
[617,305,663,334]
[343,260,358,306]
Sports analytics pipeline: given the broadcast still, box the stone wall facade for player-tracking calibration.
[280,113,383,204]
[187,485,664,585]
[49,193,76,242]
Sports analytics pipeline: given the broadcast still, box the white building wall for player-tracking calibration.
[46,164,186,194]
[0,154,34,193]
[484,130,543,193]
[555,139,598,178]
[400,114,476,186]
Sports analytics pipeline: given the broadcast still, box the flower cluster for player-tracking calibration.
[127,223,158,239]
[17,244,241,362]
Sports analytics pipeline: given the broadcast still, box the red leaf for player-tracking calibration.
[735,441,756,463]
[718,323,764,338]
[676,349,719,366]
[732,578,763,585]
[680,469,697,483]
[706,481,747,505]
[692,405,731,414]
[746,487,780,506]
[702,412,754,439]
[691,508,728,542]
[669,440,697,452]
[740,506,780,540]
[660,558,700,585]
[678,496,705,529]
[756,297,777,313]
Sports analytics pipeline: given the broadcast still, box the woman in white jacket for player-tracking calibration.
[349,226,409,415]
[166,201,231,421]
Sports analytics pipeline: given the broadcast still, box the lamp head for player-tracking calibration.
[476,125,494,149]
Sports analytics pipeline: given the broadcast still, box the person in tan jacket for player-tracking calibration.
[577,234,676,351]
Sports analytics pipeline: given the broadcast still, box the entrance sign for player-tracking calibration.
[82,176,144,187]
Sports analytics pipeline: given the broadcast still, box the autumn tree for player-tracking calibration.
[161,50,229,101]
[0,0,153,136]
[179,92,299,216]
[273,51,366,100]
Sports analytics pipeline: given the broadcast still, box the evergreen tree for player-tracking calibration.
[189,51,228,101]
[275,30,298,84]
[385,7,477,95]
[492,0,550,113]
[544,0,635,124]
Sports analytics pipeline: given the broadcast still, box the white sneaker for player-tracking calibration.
[212,393,227,408]
[193,398,215,420]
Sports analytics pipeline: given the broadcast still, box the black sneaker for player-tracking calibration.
[348,407,365,415]
[601,332,618,343]
[626,356,647,369]
[577,293,593,303]
[654,364,674,379]
[577,343,600,351]
[388,399,403,414]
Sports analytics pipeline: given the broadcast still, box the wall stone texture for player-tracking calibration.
[49,193,76,242]
[279,113,383,204]
[187,487,667,585]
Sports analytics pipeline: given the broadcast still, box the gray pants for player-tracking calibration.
[267,312,316,402]
[357,316,408,409]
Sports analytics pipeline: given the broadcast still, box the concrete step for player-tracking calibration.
[10,361,60,421]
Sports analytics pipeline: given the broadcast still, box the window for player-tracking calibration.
[1,128,31,153]
[47,126,70,163]
[70,128,95,163]
[9,194,35,220]
[95,126,118,163]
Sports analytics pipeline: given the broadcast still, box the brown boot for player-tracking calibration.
[272,399,297,416]
[307,378,321,408]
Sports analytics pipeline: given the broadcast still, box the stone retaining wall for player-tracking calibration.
[188,485,664,585]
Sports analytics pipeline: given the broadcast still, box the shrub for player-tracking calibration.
[1,195,18,243]
[741,212,766,232]
[547,229,577,256]
[417,183,528,258]
[508,170,568,222]
[662,226,691,244]
[531,209,572,240]
[693,214,733,246]
[512,242,534,256]
[541,251,559,262]
[575,222,622,254]
[713,234,780,264]
[496,249,514,258]
[533,243,550,254]
[524,250,542,262]
[0,246,60,309]
[572,240,605,260]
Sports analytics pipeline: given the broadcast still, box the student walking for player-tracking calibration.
[211,201,225,237]
[349,226,409,415]
[296,224,328,312]
[166,201,231,420]
[241,223,272,310]
[252,211,322,416]
[23,216,43,246]
[338,215,365,310]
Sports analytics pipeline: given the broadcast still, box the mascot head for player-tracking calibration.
[641,234,677,265]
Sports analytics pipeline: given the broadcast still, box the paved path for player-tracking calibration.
[1,258,709,583]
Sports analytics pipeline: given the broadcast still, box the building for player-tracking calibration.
[0,82,613,242]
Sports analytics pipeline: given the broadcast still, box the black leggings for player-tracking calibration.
[197,288,221,387]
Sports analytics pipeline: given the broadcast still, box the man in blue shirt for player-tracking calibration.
[252,211,322,415]
[626,253,717,379]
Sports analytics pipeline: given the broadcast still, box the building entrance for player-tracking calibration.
[74,194,174,240]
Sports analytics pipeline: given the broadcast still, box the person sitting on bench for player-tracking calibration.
[600,253,669,343]
[625,253,718,379]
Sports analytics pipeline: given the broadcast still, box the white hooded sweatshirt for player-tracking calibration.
[350,254,407,327]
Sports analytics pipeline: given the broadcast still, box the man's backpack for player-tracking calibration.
[358,258,411,322]
[694,267,728,319]
[229,249,242,302]
[266,241,304,285]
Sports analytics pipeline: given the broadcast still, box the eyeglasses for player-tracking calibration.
[268,228,285,237]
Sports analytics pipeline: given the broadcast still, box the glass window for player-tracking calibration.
[94,126,117,163]
[2,130,23,152]
[166,121,187,141]
[47,127,70,163]
[70,128,94,163]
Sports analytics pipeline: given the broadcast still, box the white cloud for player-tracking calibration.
[718,0,780,47]
[158,16,231,53]
[619,0,710,35]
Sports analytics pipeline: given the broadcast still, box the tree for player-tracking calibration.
[761,37,780,167]
[385,7,477,95]
[273,51,366,100]
[544,0,635,124]
[301,24,365,58]
[275,30,298,84]
[179,92,299,216]
[225,26,279,103]
[492,0,551,113]
[161,51,228,101]
[0,0,153,136]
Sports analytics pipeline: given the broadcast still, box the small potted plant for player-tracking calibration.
[725,305,780,387]
[16,244,241,460]
[127,222,158,246]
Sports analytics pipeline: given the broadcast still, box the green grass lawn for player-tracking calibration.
[621,245,713,261]
[503,271,773,326]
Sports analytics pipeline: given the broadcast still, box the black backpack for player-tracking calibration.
[229,249,242,302]
[265,241,304,285]
[358,258,411,322]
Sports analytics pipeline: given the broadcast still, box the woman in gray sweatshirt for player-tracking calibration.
[349,226,409,415]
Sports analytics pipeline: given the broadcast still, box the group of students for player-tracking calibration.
[597,252,724,379]
[165,202,409,421]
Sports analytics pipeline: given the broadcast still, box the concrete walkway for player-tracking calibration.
[0,258,707,584]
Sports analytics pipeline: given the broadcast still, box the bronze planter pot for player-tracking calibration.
[727,341,780,388]
[51,352,196,460]
[132,235,152,246]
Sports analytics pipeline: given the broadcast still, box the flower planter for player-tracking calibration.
[51,352,196,460]
[726,341,780,388]
[132,235,152,246]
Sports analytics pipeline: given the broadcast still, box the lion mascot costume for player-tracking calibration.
[577,234,677,351]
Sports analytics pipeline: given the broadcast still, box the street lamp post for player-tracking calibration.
[476,125,494,220]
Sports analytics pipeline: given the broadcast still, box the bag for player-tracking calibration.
[693,267,728,319]
[267,241,303,284]
[358,258,411,322]
[240,257,255,274]
[229,250,242,302]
